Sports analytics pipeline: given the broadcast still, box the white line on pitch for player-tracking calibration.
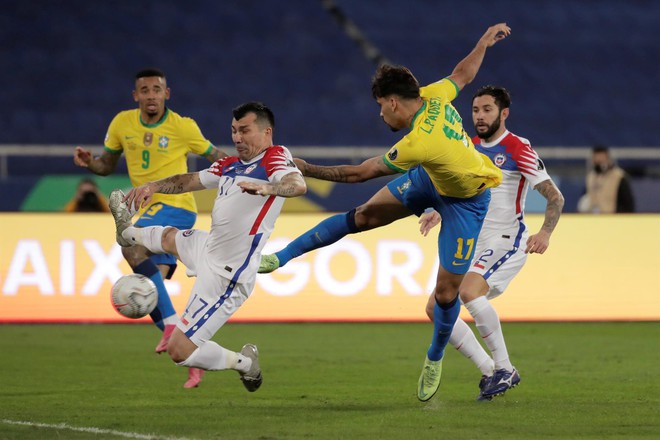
[1,419,200,440]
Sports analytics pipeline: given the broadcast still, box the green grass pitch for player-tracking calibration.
[1,322,658,439]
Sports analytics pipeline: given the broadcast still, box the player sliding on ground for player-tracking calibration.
[109,102,306,391]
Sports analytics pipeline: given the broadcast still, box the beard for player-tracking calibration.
[474,115,501,140]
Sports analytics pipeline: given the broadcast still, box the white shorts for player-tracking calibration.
[468,227,528,300]
[174,229,254,346]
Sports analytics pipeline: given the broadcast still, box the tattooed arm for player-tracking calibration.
[238,172,307,198]
[203,146,228,163]
[526,179,565,254]
[294,156,395,183]
[123,172,205,211]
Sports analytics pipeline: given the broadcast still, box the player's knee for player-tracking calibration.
[161,227,179,254]
[424,296,435,321]
[167,341,188,364]
[354,205,381,230]
[121,245,150,267]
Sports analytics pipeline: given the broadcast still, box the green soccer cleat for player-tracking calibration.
[258,254,281,274]
[417,355,443,402]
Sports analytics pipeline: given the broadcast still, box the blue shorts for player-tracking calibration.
[387,166,490,275]
[134,203,197,278]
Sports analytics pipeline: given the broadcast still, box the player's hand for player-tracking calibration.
[479,23,511,48]
[419,210,441,236]
[124,184,155,211]
[526,230,550,254]
[238,181,273,196]
[73,146,93,168]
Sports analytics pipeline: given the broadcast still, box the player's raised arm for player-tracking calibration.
[73,147,121,176]
[295,156,395,183]
[447,23,511,91]
[202,146,228,163]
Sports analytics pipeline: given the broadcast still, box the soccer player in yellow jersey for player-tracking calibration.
[259,23,511,401]
[73,68,226,388]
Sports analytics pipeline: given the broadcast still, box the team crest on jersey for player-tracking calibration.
[494,153,507,167]
[244,164,257,175]
[158,136,169,149]
[388,148,398,161]
[182,229,195,237]
[143,132,153,146]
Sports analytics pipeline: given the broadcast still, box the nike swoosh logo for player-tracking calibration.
[451,261,467,266]
[125,136,135,140]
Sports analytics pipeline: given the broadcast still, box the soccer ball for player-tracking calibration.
[111,274,158,319]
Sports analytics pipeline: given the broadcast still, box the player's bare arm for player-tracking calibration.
[73,147,121,176]
[526,179,565,254]
[238,172,307,198]
[124,172,205,211]
[447,23,511,91]
[295,156,395,183]
[203,146,228,163]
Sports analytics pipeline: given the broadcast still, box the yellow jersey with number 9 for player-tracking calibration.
[383,79,502,198]
[104,108,214,213]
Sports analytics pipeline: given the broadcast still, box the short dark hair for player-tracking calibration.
[592,145,610,154]
[232,102,275,129]
[371,64,420,100]
[135,68,166,80]
[473,85,511,110]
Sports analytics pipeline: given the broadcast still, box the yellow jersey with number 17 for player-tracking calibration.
[383,78,502,198]
[104,108,214,213]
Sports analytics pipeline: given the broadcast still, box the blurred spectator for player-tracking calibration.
[64,178,110,212]
[578,146,635,213]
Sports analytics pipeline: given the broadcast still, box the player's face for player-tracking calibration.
[133,76,170,121]
[231,113,272,161]
[472,95,505,141]
[376,96,405,132]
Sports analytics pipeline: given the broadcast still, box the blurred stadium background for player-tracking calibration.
[1,0,659,213]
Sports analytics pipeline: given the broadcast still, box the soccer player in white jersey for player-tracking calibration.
[108,102,306,390]
[420,86,564,400]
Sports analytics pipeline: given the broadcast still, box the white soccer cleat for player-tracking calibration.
[109,189,134,247]
[239,343,263,392]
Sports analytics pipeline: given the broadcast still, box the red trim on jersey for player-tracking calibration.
[262,145,291,177]
[208,156,240,176]
[505,134,539,177]
[515,175,526,214]
[249,195,276,235]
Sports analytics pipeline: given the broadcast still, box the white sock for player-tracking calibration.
[162,316,178,326]
[450,317,494,376]
[465,296,513,372]
[178,340,252,372]
[123,226,165,253]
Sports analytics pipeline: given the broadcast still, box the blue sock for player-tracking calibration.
[134,259,176,331]
[427,295,460,361]
[276,209,359,267]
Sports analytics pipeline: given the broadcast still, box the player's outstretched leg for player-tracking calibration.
[109,190,134,247]
[480,367,521,399]
[258,210,360,273]
[239,344,263,392]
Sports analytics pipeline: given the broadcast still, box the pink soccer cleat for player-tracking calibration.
[155,324,175,354]
[184,368,205,389]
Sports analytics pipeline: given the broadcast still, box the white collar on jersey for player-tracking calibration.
[478,130,510,148]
